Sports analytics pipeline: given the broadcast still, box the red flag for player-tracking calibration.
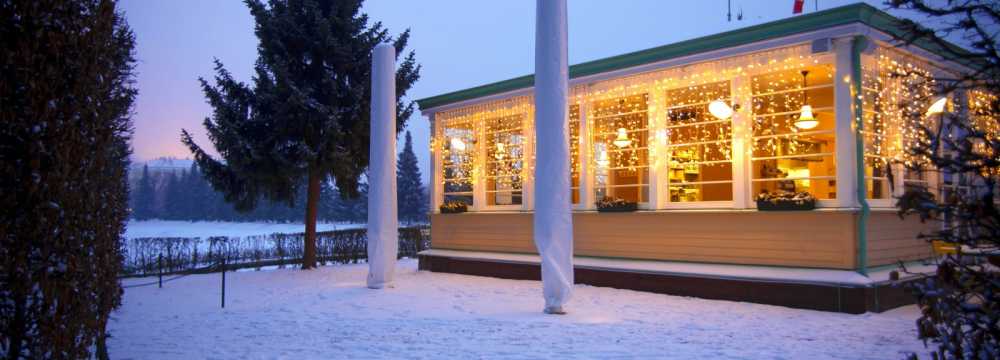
[793,0,805,14]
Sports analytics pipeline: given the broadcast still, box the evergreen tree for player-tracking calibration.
[886,1,1000,358]
[181,0,420,268]
[133,165,156,220]
[397,131,427,224]
[162,172,184,220]
[185,162,206,220]
[334,181,368,223]
[0,0,136,358]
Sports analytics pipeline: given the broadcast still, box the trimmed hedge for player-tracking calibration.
[122,226,429,276]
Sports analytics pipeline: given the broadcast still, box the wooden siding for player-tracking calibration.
[866,211,935,267]
[572,211,855,269]
[432,210,858,269]
[430,213,536,254]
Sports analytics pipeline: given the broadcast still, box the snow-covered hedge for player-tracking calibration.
[121,226,429,276]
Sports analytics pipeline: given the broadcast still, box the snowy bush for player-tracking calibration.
[121,227,430,276]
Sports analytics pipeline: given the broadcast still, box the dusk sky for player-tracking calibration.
[122,0,909,185]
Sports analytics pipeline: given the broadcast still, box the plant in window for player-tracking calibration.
[439,201,469,214]
[755,190,816,211]
[596,197,638,212]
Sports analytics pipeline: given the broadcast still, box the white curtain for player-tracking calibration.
[367,43,398,289]
[533,0,574,313]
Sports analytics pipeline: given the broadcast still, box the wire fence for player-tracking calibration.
[121,226,430,278]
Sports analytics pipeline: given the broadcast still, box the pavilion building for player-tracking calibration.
[414,3,988,313]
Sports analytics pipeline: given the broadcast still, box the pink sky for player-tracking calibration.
[122,0,905,185]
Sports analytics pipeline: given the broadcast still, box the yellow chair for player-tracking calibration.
[932,240,959,255]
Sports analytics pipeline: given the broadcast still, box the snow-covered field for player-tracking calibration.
[125,220,365,239]
[109,259,929,359]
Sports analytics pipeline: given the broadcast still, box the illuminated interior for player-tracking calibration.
[591,94,649,204]
[441,120,475,206]
[430,43,957,212]
[750,64,837,200]
[485,114,524,206]
[665,81,733,202]
[860,47,938,200]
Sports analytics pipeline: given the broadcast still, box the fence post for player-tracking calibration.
[158,253,163,289]
[220,257,226,309]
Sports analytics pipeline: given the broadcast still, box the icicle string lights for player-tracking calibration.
[431,44,954,207]
[437,96,532,206]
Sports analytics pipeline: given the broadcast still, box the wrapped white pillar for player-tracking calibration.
[534,0,573,314]
[367,43,397,289]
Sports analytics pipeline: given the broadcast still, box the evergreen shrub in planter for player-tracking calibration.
[439,201,469,214]
[755,191,816,211]
[596,197,638,212]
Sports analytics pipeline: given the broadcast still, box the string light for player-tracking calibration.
[431,44,951,205]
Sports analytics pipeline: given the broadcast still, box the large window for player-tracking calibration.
[591,94,649,204]
[441,119,476,206]
[859,66,892,199]
[750,65,837,200]
[664,81,733,203]
[861,50,937,200]
[485,114,524,206]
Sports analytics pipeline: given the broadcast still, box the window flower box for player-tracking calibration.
[596,197,638,213]
[755,191,816,211]
[439,201,468,214]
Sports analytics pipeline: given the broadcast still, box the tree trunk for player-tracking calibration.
[95,320,110,360]
[7,292,25,359]
[302,168,320,269]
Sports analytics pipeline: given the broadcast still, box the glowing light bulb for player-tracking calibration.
[613,128,632,148]
[450,137,466,152]
[794,105,819,130]
[708,100,734,120]
[494,143,505,160]
[926,97,947,116]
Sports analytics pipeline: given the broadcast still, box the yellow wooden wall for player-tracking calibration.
[865,211,935,267]
[432,211,858,269]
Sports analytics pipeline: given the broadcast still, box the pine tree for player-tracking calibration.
[397,131,427,224]
[333,181,368,223]
[181,0,420,269]
[185,162,205,220]
[162,172,183,220]
[0,0,136,357]
[133,165,155,220]
[885,1,1000,358]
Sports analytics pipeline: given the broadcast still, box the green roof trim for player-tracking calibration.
[417,3,969,111]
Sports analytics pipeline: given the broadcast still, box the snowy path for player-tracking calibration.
[109,259,929,359]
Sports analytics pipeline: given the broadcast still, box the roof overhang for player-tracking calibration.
[417,3,973,114]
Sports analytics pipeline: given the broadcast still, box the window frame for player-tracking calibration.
[747,63,840,208]
[589,93,652,208]
[660,80,738,208]
[482,113,527,211]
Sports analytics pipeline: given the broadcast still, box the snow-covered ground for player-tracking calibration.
[125,220,365,239]
[109,259,930,359]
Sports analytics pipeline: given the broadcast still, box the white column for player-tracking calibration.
[524,106,536,211]
[731,76,750,209]
[473,116,486,211]
[366,43,398,289]
[533,0,573,314]
[430,114,443,213]
[648,90,666,209]
[834,37,859,208]
[578,101,592,210]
